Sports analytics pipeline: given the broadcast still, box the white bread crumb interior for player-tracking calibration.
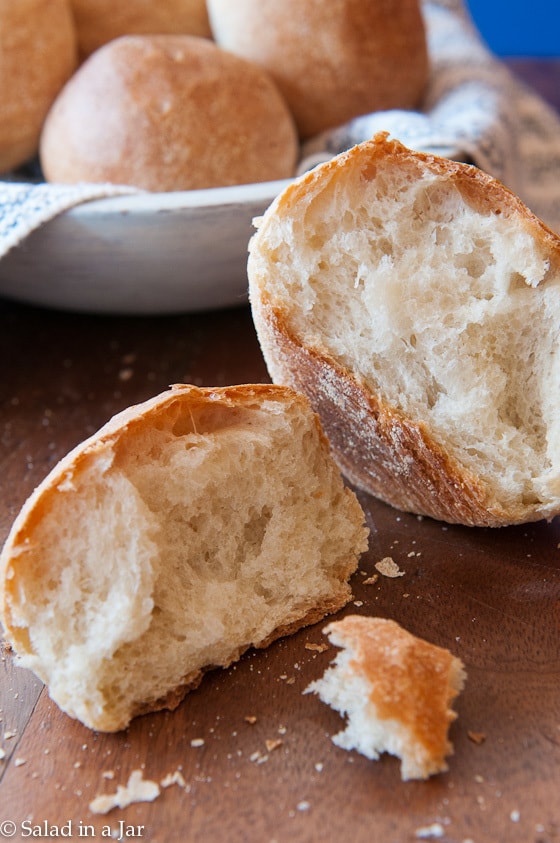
[0,384,368,732]
[249,133,560,526]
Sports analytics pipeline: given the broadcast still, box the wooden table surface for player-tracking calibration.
[1,60,560,843]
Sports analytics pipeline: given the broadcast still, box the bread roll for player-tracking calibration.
[207,0,429,140]
[248,133,560,527]
[306,616,466,781]
[0,384,368,732]
[69,0,211,59]
[40,34,298,191]
[0,0,77,173]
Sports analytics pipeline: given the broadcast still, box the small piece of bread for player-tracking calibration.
[248,132,560,527]
[40,34,298,191]
[305,615,466,781]
[0,0,77,173]
[207,0,429,139]
[0,384,368,732]
[69,0,212,60]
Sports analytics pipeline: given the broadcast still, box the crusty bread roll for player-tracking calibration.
[40,34,298,191]
[248,133,560,527]
[69,0,211,59]
[306,616,466,781]
[0,384,368,732]
[0,0,77,173]
[207,0,429,140]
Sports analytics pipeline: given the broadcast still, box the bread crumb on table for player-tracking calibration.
[249,751,268,764]
[374,557,405,578]
[89,770,160,815]
[304,642,329,653]
[362,574,379,585]
[467,731,487,745]
[415,823,445,839]
[161,770,187,789]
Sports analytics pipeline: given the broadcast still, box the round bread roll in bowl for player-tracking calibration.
[0,0,77,174]
[207,0,429,140]
[69,0,212,59]
[39,34,299,192]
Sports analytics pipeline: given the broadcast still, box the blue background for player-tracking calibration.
[465,0,560,56]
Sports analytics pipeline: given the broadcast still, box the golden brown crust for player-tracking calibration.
[40,34,298,191]
[323,615,465,776]
[69,0,212,59]
[249,134,560,526]
[256,591,352,650]
[130,669,204,723]
[0,0,77,172]
[274,134,560,257]
[207,0,429,139]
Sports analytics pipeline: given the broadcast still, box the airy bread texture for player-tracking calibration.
[207,0,429,139]
[40,34,298,191]
[0,0,77,173]
[248,133,560,527]
[306,616,466,781]
[70,0,211,59]
[0,384,368,732]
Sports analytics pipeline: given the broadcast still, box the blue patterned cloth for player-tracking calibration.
[0,181,136,258]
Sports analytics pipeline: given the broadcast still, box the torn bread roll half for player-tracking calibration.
[248,133,560,527]
[0,384,368,732]
[305,616,466,781]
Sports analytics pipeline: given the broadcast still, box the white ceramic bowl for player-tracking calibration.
[0,135,461,316]
[0,178,291,315]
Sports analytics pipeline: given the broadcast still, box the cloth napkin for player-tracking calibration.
[1,0,559,271]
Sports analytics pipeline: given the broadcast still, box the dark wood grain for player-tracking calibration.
[507,58,560,111]
[1,60,560,843]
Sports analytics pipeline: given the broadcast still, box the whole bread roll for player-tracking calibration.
[69,0,211,59]
[0,384,368,732]
[207,0,429,140]
[306,616,466,781]
[40,34,298,191]
[0,0,77,173]
[248,133,560,527]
